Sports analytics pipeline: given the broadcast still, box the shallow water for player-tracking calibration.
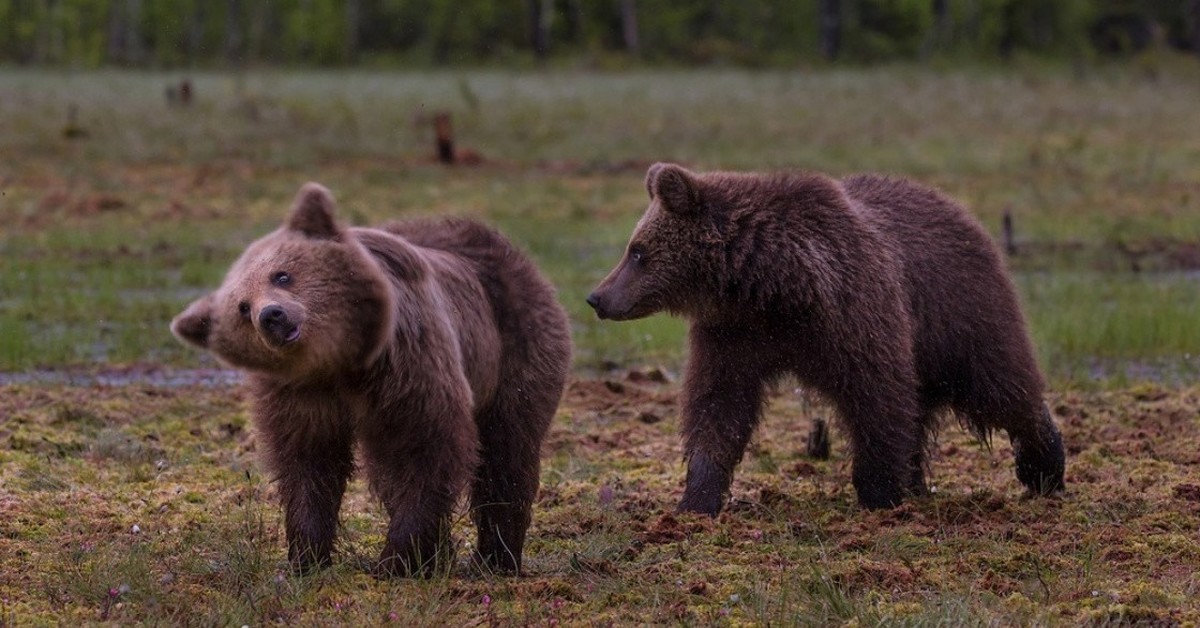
[0,366,242,388]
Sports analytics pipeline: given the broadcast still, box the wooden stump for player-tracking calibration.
[434,112,455,164]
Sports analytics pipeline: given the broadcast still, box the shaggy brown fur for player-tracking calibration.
[172,183,571,575]
[588,163,1065,514]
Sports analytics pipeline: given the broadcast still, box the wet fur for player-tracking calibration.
[173,185,571,575]
[588,165,1065,514]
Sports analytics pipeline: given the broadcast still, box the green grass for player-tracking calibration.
[3,63,1200,622]
[1022,272,1200,385]
[4,64,1200,380]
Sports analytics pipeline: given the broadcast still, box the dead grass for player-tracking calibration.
[2,374,1198,625]
[3,64,1200,625]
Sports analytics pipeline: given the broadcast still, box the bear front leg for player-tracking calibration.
[278,459,353,572]
[256,405,356,574]
[677,328,769,516]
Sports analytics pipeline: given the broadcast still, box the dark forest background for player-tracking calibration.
[2,0,1199,67]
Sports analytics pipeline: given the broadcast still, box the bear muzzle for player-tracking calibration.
[586,290,645,321]
[258,304,302,347]
[585,292,608,319]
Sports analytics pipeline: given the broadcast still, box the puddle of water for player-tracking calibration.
[0,366,242,388]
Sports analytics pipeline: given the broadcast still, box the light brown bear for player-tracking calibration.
[587,164,1064,514]
[172,183,571,575]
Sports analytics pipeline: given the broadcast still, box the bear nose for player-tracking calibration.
[259,304,287,326]
[585,293,601,310]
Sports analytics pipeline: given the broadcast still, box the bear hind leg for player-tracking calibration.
[957,391,1065,497]
[374,486,456,578]
[365,405,473,578]
[376,515,452,578]
[837,395,923,510]
[952,341,1065,496]
[1009,402,1065,496]
[470,396,555,575]
[846,429,915,510]
[904,410,942,498]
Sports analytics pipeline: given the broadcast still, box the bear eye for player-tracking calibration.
[629,246,646,265]
[271,271,292,287]
[238,301,251,318]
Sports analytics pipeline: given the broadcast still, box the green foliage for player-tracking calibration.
[845,0,934,61]
[0,0,1196,67]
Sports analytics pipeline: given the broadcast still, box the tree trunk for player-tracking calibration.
[106,0,125,64]
[225,0,242,64]
[186,0,204,66]
[345,0,361,62]
[529,0,548,59]
[922,0,949,58]
[47,0,65,63]
[1187,0,1200,56]
[124,0,142,64]
[620,0,639,55]
[32,0,49,64]
[818,0,841,60]
[564,0,583,44]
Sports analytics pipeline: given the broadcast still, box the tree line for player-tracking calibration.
[2,0,1199,67]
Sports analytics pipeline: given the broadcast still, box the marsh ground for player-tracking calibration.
[2,64,1199,625]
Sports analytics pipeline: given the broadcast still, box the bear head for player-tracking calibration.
[587,162,718,321]
[171,183,395,381]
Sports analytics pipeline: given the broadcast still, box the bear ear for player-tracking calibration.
[171,296,213,348]
[286,182,342,239]
[646,163,702,215]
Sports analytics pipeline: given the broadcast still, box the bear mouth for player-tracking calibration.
[595,303,652,322]
[261,322,302,348]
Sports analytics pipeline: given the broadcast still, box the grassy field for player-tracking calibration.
[2,63,1200,625]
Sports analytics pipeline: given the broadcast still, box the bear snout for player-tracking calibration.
[587,288,646,321]
[258,304,302,346]
[586,291,612,320]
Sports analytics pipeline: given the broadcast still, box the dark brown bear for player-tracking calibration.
[172,183,571,575]
[587,163,1064,514]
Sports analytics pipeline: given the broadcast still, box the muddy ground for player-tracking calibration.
[1,369,1198,625]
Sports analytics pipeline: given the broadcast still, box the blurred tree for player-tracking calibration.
[345,0,360,62]
[186,0,203,65]
[620,0,640,55]
[818,0,841,59]
[0,0,1196,67]
[530,0,549,58]
[561,0,583,45]
[224,0,241,63]
[1188,0,1200,54]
